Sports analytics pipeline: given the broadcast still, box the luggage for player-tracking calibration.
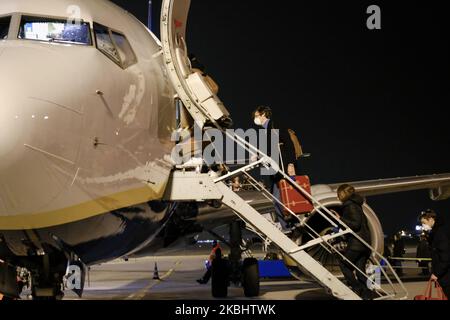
[278,176,314,215]
[414,279,448,300]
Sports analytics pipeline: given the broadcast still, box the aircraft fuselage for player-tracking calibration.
[0,0,177,264]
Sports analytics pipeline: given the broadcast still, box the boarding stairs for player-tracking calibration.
[159,0,408,300]
[164,133,409,300]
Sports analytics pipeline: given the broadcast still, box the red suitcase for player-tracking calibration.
[278,176,314,215]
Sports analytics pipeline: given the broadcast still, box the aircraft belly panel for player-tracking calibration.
[1,202,168,264]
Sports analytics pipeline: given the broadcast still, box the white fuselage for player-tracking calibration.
[0,0,176,231]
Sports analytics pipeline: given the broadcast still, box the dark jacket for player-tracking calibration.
[341,194,371,252]
[393,239,405,257]
[259,119,298,173]
[428,216,450,287]
[416,239,431,259]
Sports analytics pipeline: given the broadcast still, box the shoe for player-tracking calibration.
[361,289,376,300]
[197,279,207,285]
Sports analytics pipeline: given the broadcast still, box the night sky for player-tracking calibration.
[111,0,449,236]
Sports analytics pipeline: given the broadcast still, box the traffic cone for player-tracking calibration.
[153,262,160,280]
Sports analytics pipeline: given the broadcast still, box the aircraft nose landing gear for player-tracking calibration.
[210,220,260,298]
[242,258,260,297]
[28,251,68,300]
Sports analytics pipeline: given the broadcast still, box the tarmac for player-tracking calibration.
[48,252,431,301]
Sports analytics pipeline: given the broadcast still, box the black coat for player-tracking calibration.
[341,194,371,252]
[428,216,450,287]
[416,240,431,259]
[259,120,298,174]
[393,239,406,257]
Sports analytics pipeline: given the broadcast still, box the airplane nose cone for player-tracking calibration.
[0,44,83,218]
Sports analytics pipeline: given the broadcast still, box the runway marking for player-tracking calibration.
[126,261,182,300]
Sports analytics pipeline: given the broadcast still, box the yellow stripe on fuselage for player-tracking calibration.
[0,186,163,231]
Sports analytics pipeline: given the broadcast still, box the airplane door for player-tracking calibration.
[160,0,233,129]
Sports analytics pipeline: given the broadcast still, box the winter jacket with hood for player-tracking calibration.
[341,194,371,252]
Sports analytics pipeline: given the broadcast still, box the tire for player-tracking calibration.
[211,260,228,298]
[242,258,260,297]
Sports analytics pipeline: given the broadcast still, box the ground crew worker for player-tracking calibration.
[392,233,405,276]
[197,240,221,284]
[416,233,431,276]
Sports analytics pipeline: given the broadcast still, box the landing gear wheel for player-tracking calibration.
[242,258,260,297]
[211,262,228,298]
[31,284,64,301]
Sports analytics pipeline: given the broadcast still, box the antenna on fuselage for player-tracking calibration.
[147,0,153,31]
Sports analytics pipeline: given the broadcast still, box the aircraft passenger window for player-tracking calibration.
[18,16,91,45]
[111,31,137,69]
[0,16,11,39]
[93,23,121,66]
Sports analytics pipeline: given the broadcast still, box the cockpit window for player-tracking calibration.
[93,23,121,65]
[0,16,11,39]
[18,16,91,45]
[93,23,137,69]
[111,31,137,69]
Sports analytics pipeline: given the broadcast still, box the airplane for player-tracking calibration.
[1,0,449,300]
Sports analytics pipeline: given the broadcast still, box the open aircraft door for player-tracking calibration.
[160,0,233,130]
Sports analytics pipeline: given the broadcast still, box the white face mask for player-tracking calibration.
[422,224,432,232]
[254,117,262,126]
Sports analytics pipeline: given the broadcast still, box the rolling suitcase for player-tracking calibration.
[278,176,314,216]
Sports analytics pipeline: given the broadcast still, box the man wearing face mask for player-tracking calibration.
[252,106,276,164]
[252,106,298,173]
[420,209,450,299]
[252,106,297,224]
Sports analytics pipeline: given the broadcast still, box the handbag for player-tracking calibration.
[414,279,448,300]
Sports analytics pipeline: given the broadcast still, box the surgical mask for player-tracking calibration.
[422,224,432,232]
[254,117,262,126]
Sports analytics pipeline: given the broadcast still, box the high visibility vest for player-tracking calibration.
[209,245,221,262]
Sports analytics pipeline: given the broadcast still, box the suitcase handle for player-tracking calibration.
[277,142,285,174]
[424,279,447,300]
